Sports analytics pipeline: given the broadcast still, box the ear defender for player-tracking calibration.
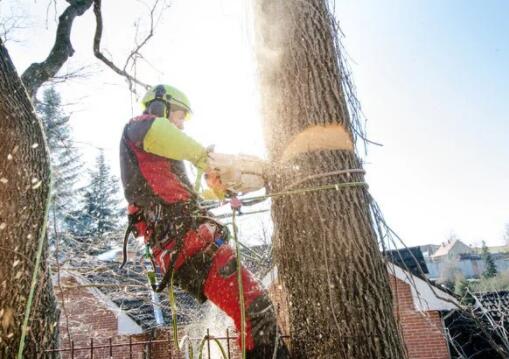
[154,85,166,99]
[153,85,172,118]
[141,84,191,119]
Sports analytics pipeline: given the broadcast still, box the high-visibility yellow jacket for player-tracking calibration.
[120,114,219,207]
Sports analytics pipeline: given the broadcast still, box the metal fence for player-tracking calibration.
[45,329,289,358]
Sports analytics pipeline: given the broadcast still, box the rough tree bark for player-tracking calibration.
[0,39,58,357]
[0,2,94,356]
[0,0,156,355]
[254,1,407,358]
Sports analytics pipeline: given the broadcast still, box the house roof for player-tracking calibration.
[60,241,276,333]
[65,256,204,331]
[476,291,509,324]
[431,239,471,259]
[56,271,144,336]
[72,242,456,331]
[388,263,457,312]
[240,244,272,277]
[384,246,429,277]
[419,244,440,256]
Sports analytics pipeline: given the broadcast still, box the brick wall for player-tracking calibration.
[267,281,291,336]
[268,275,450,359]
[54,276,179,359]
[391,276,450,359]
[54,275,242,358]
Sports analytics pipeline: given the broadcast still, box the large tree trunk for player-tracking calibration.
[0,39,58,357]
[254,1,407,358]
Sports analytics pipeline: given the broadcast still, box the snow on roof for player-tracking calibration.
[97,247,122,261]
[388,263,457,312]
[57,270,144,335]
[82,260,203,330]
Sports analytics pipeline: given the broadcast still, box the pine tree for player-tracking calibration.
[481,241,497,279]
[66,150,123,239]
[454,278,474,305]
[36,87,83,233]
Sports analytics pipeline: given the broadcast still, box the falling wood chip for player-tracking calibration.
[1,307,15,331]
[32,180,42,189]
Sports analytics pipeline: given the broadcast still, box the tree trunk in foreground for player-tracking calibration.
[254,1,407,358]
[0,39,58,357]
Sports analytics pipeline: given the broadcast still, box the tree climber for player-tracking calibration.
[119,84,290,358]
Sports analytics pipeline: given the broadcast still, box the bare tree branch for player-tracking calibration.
[93,0,151,93]
[0,14,27,44]
[48,64,96,84]
[122,0,169,73]
[21,0,94,99]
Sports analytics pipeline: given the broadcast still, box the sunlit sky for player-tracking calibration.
[2,0,508,247]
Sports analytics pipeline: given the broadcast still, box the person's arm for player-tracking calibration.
[143,117,208,170]
[143,117,225,199]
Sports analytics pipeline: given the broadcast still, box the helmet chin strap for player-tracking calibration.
[165,101,172,119]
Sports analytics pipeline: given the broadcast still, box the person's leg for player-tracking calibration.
[151,222,289,358]
[204,245,290,358]
[150,225,214,301]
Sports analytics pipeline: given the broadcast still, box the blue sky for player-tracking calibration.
[2,0,508,247]
[335,0,509,247]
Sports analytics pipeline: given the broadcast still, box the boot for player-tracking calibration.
[246,337,291,359]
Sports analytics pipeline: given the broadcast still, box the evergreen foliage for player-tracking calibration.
[454,279,474,305]
[36,87,83,231]
[66,150,124,239]
[481,241,498,279]
[504,223,509,246]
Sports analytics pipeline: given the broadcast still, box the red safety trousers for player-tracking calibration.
[130,208,289,358]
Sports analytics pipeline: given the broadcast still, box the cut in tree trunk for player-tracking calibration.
[0,39,58,357]
[254,1,407,358]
